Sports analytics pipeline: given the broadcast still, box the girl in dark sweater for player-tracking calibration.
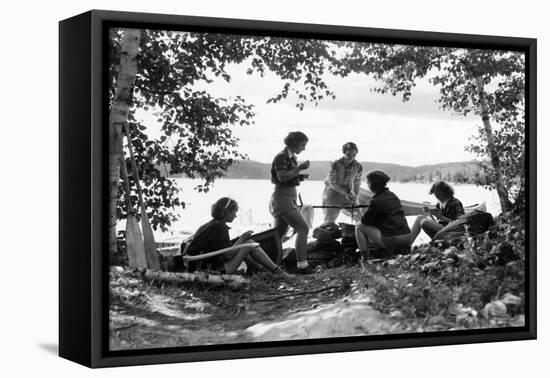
[355,170,412,257]
[186,197,291,278]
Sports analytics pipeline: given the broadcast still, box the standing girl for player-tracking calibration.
[269,131,313,274]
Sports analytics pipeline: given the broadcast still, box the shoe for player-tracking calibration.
[271,266,293,280]
[295,265,316,275]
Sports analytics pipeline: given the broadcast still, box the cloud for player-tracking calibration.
[205,65,478,122]
[144,61,482,167]
[233,104,480,166]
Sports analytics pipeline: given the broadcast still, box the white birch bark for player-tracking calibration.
[108,29,141,256]
[143,270,250,288]
[475,77,512,213]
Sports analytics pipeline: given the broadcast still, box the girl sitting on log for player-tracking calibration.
[185,197,292,279]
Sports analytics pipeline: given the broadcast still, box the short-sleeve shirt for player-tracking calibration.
[271,148,300,187]
[185,219,231,271]
[360,188,411,237]
[436,197,465,226]
[324,157,363,193]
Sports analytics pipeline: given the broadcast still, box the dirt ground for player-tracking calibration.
[109,231,526,351]
[109,264,406,350]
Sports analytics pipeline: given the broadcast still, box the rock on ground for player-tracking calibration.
[246,298,401,341]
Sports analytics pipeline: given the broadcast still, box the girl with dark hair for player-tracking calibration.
[269,131,312,274]
[321,142,363,223]
[355,170,412,258]
[410,181,465,243]
[186,197,291,278]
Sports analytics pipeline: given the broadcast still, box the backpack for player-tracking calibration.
[433,210,494,242]
[313,222,342,241]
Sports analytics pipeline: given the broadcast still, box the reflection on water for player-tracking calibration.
[157,179,501,245]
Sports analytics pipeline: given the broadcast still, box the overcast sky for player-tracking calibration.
[137,39,485,167]
[191,64,481,166]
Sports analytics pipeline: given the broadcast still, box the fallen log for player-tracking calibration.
[143,270,250,288]
[254,285,341,302]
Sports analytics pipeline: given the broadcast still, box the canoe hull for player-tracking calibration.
[342,188,486,218]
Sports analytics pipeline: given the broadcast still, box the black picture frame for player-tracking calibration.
[59,9,537,368]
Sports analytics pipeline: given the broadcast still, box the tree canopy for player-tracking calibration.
[109,30,527,258]
[109,28,344,242]
[339,44,525,211]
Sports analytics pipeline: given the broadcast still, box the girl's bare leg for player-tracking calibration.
[224,242,289,276]
[355,223,385,252]
[279,210,310,264]
[411,215,427,244]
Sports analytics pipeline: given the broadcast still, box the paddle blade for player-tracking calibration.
[299,205,315,229]
[126,214,147,269]
[141,209,160,270]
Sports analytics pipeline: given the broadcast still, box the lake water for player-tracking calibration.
[155,178,501,246]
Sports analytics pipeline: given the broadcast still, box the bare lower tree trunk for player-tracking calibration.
[475,77,512,213]
[108,29,142,256]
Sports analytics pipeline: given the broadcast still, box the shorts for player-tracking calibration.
[269,185,298,217]
[382,233,412,250]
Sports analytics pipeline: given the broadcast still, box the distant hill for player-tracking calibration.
[221,159,484,184]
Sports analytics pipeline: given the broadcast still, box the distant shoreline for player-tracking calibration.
[169,158,485,184]
[169,176,486,187]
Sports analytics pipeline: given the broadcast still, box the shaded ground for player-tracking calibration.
[110,212,526,350]
[110,266,370,349]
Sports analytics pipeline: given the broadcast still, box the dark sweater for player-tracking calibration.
[361,188,411,236]
[185,219,231,271]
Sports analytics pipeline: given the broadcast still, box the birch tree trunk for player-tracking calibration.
[475,77,512,212]
[108,29,142,256]
[143,270,250,288]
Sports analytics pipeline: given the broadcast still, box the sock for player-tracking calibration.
[297,261,309,269]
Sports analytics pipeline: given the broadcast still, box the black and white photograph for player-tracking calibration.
[107,24,529,350]
[4,0,549,375]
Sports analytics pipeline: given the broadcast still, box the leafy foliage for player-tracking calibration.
[109,29,343,230]
[110,32,527,231]
[109,213,525,348]
[340,45,526,210]
[356,212,525,329]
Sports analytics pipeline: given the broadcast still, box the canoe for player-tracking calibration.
[342,188,486,218]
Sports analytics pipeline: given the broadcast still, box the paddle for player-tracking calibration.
[182,242,259,261]
[124,123,160,270]
[120,159,147,269]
